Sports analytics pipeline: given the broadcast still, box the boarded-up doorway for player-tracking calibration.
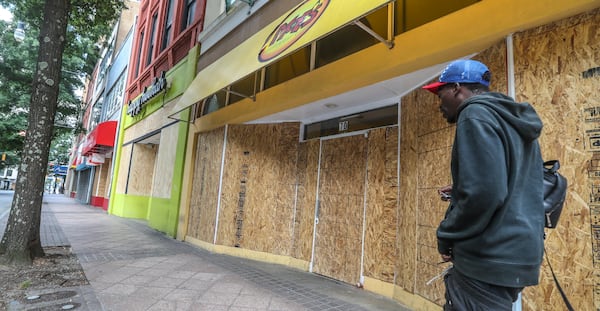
[312,134,367,284]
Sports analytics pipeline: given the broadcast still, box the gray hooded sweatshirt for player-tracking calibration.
[437,92,545,287]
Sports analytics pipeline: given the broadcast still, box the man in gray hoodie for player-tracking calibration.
[423,59,545,310]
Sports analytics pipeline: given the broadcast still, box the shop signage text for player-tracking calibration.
[127,71,168,117]
[258,0,330,62]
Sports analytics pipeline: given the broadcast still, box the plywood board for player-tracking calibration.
[101,158,113,198]
[91,164,102,197]
[95,160,111,197]
[364,127,398,283]
[216,123,300,256]
[313,135,367,285]
[151,124,179,199]
[291,140,319,261]
[397,91,420,292]
[187,127,225,242]
[512,9,599,311]
[128,143,158,196]
[398,40,508,302]
[115,145,132,194]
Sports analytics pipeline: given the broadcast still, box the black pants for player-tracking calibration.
[444,267,522,311]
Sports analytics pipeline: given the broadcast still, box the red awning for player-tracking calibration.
[82,121,118,156]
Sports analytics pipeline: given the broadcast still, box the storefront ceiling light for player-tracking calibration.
[324,103,338,109]
[340,114,362,120]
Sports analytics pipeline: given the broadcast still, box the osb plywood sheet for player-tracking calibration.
[151,125,178,199]
[101,158,113,197]
[415,191,451,306]
[414,131,452,305]
[397,91,419,291]
[115,145,132,194]
[216,123,299,256]
[479,41,509,96]
[415,260,447,305]
[513,10,599,311]
[291,140,319,261]
[187,128,225,242]
[364,127,398,283]
[128,143,157,196]
[313,135,366,285]
[417,92,450,137]
[417,147,452,189]
[95,160,111,197]
[397,40,508,302]
[91,163,101,196]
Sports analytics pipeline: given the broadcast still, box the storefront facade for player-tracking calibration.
[174,0,600,310]
[81,120,118,208]
[65,2,139,209]
[109,0,206,237]
[109,57,197,237]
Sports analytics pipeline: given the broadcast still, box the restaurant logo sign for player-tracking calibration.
[127,71,168,117]
[258,0,329,62]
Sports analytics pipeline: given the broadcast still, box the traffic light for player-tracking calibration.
[1,153,5,162]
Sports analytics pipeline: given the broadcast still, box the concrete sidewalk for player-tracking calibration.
[1,194,413,311]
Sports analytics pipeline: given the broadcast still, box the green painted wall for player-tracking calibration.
[147,107,190,237]
[110,193,150,219]
[109,46,199,238]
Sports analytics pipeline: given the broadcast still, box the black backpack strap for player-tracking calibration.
[544,247,574,311]
[544,160,560,173]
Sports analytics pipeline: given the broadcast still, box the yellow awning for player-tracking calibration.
[169,0,392,116]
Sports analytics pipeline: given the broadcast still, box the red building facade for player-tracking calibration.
[126,0,206,102]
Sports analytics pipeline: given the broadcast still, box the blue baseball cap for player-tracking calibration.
[422,59,491,94]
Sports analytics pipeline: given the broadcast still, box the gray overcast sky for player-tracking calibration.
[0,6,12,22]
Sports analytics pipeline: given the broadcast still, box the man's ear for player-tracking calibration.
[452,83,461,95]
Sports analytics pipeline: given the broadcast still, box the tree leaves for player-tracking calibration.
[0,0,123,158]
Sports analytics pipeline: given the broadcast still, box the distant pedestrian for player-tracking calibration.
[422,59,545,310]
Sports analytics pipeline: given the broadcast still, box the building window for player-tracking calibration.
[182,0,196,30]
[201,72,258,116]
[228,72,257,105]
[315,19,379,69]
[104,72,126,119]
[146,13,158,66]
[91,100,103,129]
[161,0,175,51]
[397,0,479,34]
[135,31,144,77]
[264,46,311,90]
[202,93,227,115]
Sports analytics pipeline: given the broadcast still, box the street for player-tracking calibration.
[0,190,13,220]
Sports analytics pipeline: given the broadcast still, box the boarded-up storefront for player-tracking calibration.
[181,7,600,311]
[515,11,598,310]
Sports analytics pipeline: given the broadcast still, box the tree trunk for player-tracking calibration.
[0,0,70,266]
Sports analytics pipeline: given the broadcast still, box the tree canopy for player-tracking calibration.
[0,0,124,157]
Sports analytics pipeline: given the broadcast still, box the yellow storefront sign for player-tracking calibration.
[170,0,392,116]
[258,0,331,62]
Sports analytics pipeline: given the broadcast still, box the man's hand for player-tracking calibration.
[438,185,452,201]
[438,239,453,262]
[440,254,452,262]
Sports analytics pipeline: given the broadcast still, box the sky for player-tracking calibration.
[0,6,12,22]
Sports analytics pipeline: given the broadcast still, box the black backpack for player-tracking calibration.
[542,160,572,310]
[543,160,567,228]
